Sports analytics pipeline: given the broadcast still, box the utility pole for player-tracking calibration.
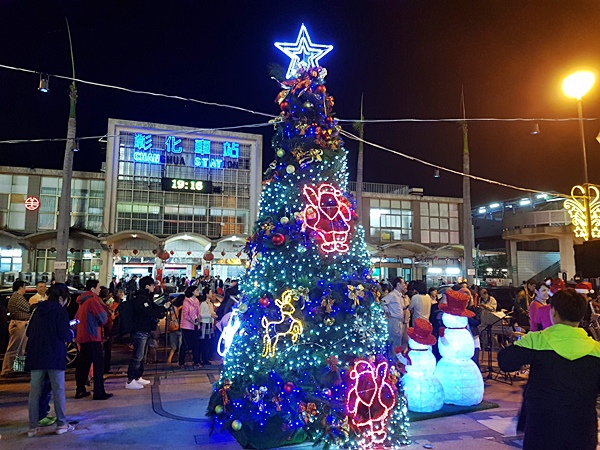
[354,93,365,220]
[54,18,77,283]
[460,88,474,285]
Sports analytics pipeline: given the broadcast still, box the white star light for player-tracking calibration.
[274,24,333,79]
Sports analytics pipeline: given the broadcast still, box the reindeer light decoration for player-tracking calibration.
[261,289,304,358]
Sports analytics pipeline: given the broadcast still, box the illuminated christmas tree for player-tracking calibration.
[209,25,409,449]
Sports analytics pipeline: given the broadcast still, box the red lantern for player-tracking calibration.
[187,251,192,256]
[170,250,175,256]
[132,249,139,255]
[203,252,214,262]
[272,233,285,246]
[259,297,270,308]
[70,248,75,254]
[89,248,95,253]
[152,249,157,255]
[236,252,242,257]
[113,249,119,255]
[50,247,56,252]
[158,251,170,261]
[221,251,226,257]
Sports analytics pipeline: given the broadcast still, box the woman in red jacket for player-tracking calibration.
[179,285,202,369]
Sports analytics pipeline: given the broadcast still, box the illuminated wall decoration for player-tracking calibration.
[434,291,484,406]
[302,183,352,253]
[261,289,303,358]
[564,184,600,241]
[274,23,333,79]
[346,359,396,446]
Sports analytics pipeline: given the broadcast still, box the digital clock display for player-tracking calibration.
[161,178,213,193]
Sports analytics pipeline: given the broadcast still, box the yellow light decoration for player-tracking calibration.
[564,184,600,241]
[261,289,304,358]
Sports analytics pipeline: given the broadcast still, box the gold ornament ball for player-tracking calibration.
[231,420,242,431]
[276,149,285,158]
[214,405,223,414]
[280,216,289,225]
[286,165,295,174]
[303,101,313,109]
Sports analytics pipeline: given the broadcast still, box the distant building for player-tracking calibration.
[0,119,262,286]
[472,193,576,286]
[351,182,464,286]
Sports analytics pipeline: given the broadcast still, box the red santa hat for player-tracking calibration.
[407,318,437,346]
[575,282,594,294]
[439,289,475,318]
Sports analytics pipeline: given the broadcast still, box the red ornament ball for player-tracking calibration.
[132,249,139,255]
[187,251,192,256]
[221,251,226,257]
[280,101,290,111]
[259,297,270,308]
[272,233,285,246]
[203,252,215,262]
[315,85,326,95]
[170,250,175,255]
[283,382,295,394]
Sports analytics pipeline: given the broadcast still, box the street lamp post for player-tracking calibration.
[562,71,599,241]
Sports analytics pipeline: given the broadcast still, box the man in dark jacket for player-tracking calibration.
[25,283,75,436]
[216,279,240,319]
[1,279,30,376]
[498,289,600,450]
[74,279,111,400]
[125,276,169,390]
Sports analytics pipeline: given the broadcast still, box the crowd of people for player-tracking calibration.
[0,273,240,437]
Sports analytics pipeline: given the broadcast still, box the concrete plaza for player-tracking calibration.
[0,347,550,449]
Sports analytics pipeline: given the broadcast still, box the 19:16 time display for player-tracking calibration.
[161,177,213,193]
[173,179,203,190]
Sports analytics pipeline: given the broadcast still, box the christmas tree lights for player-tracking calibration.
[208,25,409,449]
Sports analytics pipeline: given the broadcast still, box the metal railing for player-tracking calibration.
[348,181,410,195]
[503,209,571,230]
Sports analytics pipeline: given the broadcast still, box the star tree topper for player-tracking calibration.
[274,24,333,79]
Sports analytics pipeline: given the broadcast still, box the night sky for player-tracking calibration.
[1,1,600,206]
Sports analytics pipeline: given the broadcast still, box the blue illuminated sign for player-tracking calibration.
[195,139,211,155]
[223,142,239,158]
[134,151,161,164]
[165,135,183,153]
[134,133,153,150]
[130,134,241,169]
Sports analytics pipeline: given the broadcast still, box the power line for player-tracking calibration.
[0,122,274,145]
[339,129,569,198]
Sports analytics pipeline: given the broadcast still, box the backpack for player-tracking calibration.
[168,306,183,332]
[117,298,134,336]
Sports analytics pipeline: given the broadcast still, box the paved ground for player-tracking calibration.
[0,345,560,449]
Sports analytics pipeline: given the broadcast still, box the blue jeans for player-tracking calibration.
[127,331,149,381]
[29,370,66,429]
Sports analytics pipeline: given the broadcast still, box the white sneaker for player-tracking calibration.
[136,377,151,386]
[125,380,144,390]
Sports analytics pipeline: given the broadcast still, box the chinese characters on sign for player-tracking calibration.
[131,133,240,169]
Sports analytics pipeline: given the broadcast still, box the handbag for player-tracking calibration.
[168,306,181,332]
[13,310,34,373]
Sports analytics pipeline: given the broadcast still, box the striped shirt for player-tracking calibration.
[8,292,31,321]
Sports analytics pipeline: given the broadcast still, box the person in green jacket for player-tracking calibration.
[498,289,600,450]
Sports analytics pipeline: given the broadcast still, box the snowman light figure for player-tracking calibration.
[434,289,484,406]
[397,318,444,413]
